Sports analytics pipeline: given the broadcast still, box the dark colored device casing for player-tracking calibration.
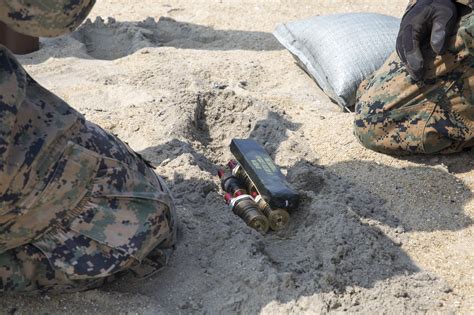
[230,139,299,210]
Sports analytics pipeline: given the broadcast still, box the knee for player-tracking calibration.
[353,113,380,152]
[353,107,401,154]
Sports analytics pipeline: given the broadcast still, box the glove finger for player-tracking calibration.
[396,32,407,63]
[406,47,424,81]
[402,25,425,80]
[430,9,457,55]
[430,21,447,54]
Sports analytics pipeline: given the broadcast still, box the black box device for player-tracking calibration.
[230,139,300,210]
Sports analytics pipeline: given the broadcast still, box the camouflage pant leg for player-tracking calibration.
[354,12,474,155]
[0,244,110,293]
[0,180,176,294]
[0,122,177,293]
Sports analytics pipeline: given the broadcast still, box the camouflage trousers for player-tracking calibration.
[354,11,474,155]
[0,119,177,293]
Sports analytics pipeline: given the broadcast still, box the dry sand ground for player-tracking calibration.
[1,0,473,314]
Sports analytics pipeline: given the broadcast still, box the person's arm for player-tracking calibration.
[0,0,96,38]
[0,22,39,54]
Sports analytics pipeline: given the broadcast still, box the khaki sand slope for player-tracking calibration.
[2,1,473,314]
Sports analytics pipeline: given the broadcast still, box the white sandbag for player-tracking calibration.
[274,13,400,111]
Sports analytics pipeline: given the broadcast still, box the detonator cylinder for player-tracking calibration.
[224,193,269,234]
[218,169,247,197]
[253,194,289,231]
[228,160,257,193]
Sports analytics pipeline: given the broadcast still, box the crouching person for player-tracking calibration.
[354,0,473,154]
[0,0,177,293]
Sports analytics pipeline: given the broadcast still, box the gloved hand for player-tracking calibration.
[396,0,458,80]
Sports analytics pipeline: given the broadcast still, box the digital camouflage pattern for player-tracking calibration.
[0,0,177,293]
[0,0,96,37]
[354,9,474,154]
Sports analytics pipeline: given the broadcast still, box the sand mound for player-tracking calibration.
[73,17,158,60]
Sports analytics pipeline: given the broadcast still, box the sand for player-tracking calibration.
[1,0,473,314]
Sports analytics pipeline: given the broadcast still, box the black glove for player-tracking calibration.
[396,0,458,81]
